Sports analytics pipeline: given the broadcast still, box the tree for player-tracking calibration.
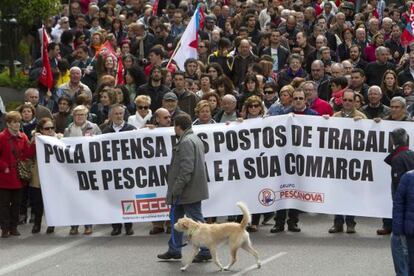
[0,0,60,78]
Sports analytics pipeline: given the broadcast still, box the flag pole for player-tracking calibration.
[166,4,201,69]
[166,41,182,68]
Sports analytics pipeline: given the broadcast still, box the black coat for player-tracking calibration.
[398,67,414,86]
[384,146,414,196]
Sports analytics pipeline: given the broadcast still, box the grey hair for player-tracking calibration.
[390,96,407,108]
[375,46,389,56]
[24,88,39,98]
[222,94,237,103]
[390,128,409,146]
[368,85,382,95]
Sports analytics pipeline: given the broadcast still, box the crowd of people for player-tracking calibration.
[1,0,414,273]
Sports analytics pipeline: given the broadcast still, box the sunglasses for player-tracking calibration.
[249,104,260,108]
[43,126,55,131]
[137,106,149,110]
[293,97,305,100]
[264,90,274,94]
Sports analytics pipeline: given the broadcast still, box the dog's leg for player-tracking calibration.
[241,240,261,269]
[180,245,199,271]
[223,246,238,271]
[210,246,224,271]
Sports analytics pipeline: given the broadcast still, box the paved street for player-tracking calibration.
[0,213,393,276]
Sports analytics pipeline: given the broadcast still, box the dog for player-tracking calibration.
[174,202,261,271]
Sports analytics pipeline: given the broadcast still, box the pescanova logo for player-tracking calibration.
[258,188,276,206]
[121,193,170,215]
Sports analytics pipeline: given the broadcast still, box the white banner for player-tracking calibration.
[36,115,413,226]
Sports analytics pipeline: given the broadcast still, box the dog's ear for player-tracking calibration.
[181,220,189,229]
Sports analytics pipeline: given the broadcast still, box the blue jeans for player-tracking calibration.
[168,201,210,256]
[391,234,409,276]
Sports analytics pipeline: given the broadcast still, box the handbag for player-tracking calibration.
[8,138,33,181]
[16,159,33,182]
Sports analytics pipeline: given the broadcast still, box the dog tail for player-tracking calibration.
[237,202,251,229]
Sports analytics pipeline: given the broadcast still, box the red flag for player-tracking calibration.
[153,0,159,16]
[99,40,124,85]
[116,58,124,85]
[39,28,53,89]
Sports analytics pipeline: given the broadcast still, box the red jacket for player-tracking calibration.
[0,129,35,189]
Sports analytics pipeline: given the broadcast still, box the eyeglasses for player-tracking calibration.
[342,99,354,102]
[293,97,305,100]
[248,104,260,108]
[43,126,55,131]
[137,106,149,110]
[264,90,274,94]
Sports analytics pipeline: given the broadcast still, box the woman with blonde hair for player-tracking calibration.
[128,95,152,128]
[193,100,216,125]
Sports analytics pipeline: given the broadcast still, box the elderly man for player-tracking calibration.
[328,90,367,234]
[303,81,333,116]
[24,88,52,120]
[57,67,92,102]
[362,86,391,119]
[386,128,414,275]
[157,114,211,262]
[214,94,239,123]
[365,47,396,86]
[102,104,136,236]
[149,108,172,234]
[271,89,317,234]
[155,92,188,125]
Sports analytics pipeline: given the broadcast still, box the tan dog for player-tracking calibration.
[174,202,261,271]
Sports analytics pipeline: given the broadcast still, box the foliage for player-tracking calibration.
[0,69,33,90]
[1,0,61,27]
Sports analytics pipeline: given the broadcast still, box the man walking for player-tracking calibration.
[157,114,211,262]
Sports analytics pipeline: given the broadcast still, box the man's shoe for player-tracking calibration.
[270,225,285,233]
[125,228,134,236]
[346,225,356,234]
[377,228,391,235]
[32,225,41,234]
[84,226,93,235]
[288,224,301,232]
[69,226,79,235]
[9,229,21,236]
[192,253,212,263]
[157,251,182,260]
[46,227,55,234]
[328,225,344,234]
[149,227,164,235]
[1,230,9,238]
[111,228,122,236]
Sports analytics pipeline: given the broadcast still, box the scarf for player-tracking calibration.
[132,110,153,128]
[332,88,346,106]
[138,32,148,61]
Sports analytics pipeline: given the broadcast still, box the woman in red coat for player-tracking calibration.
[0,111,35,238]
